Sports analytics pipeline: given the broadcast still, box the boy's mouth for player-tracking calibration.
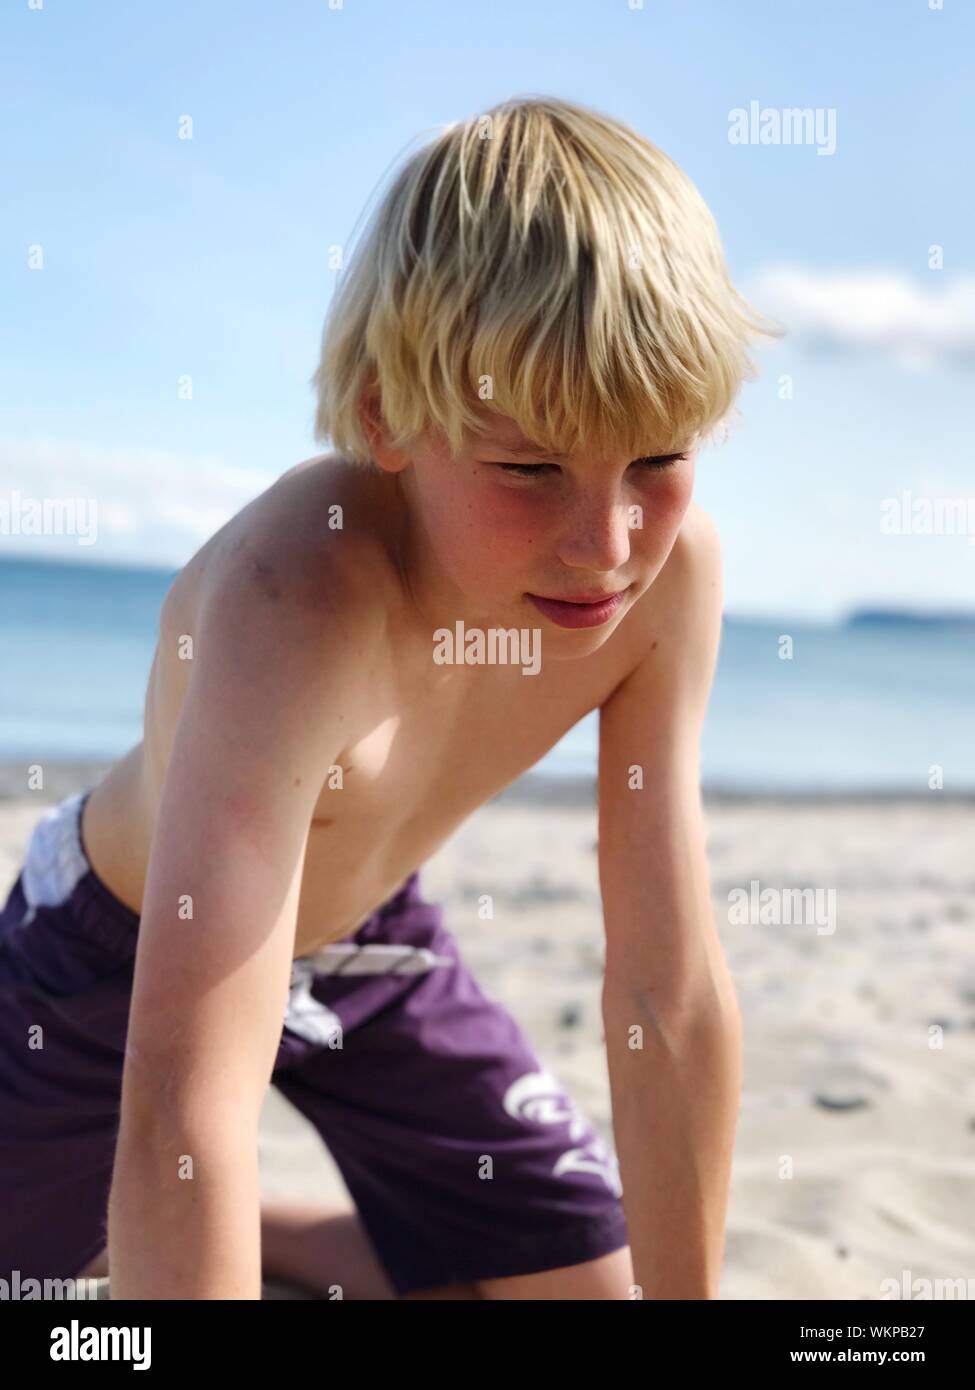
[525,587,629,629]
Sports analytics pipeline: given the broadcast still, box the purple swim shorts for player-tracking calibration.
[0,789,629,1296]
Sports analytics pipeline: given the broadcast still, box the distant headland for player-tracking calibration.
[844,607,975,630]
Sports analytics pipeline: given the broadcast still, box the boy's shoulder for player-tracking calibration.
[161,454,398,691]
[199,453,397,625]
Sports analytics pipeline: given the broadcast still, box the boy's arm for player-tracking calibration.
[597,506,742,1300]
[108,541,375,1300]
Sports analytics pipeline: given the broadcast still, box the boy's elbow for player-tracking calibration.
[602,956,741,1036]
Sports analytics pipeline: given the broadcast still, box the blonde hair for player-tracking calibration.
[309,95,782,465]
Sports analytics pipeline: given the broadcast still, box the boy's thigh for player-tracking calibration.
[0,1001,126,1284]
[271,877,630,1299]
[0,878,134,1283]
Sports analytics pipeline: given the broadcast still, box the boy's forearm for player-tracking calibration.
[107,1118,263,1300]
[602,976,742,1300]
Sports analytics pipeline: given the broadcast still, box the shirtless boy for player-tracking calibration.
[0,96,773,1299]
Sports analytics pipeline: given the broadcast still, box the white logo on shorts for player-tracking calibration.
[502,1069,623,1197]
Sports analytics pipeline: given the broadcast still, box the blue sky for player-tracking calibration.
[2,0,972,620]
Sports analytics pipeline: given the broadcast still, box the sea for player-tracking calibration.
[2,556,972,794]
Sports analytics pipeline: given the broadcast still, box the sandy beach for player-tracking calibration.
[2,763,973,1300]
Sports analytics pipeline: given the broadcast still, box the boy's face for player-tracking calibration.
[378,409,697,652]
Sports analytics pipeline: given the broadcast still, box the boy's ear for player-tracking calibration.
[358,383,412,474]
[357,381,384,451]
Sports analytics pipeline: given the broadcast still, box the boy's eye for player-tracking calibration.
[632,453,689,470]
[492,463,556,477]
[490,454,688,478]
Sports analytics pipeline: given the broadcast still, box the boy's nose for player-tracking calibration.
[554,491,633,574]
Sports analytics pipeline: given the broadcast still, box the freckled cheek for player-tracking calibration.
[663,461,695,507]
[478,490,554,569]
[427,483,539,583]
[451,486,542,543]
[483,486,546,528]
[630,473,694,562]
[648,471,694,534]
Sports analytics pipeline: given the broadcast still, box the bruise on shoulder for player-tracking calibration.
[217,524,288,605]
[246,551,282,603]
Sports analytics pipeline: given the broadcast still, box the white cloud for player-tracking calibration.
[745,266,975,369]
[1,436,272,567]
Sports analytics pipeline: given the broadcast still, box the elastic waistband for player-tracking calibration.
[21,787,142,962]
[19,789,427,967]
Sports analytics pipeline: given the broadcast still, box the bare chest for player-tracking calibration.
[291,651,623,952]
